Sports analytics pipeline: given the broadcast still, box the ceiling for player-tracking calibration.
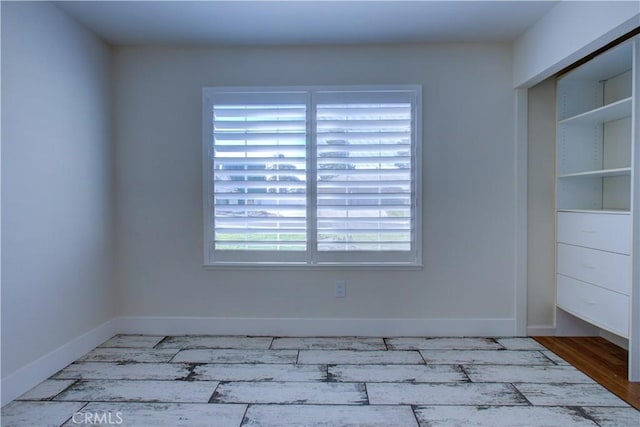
[56,0,559,46]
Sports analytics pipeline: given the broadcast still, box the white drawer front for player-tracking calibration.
[557,243,631,295]
[557,212,631,254]
[557,274,629,337]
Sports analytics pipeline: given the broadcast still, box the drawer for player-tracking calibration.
[557,243,630,295]
[557,212,631,254]
[557,274,629,337]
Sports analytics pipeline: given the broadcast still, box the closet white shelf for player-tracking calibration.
[554,36,638,380]
[557,167,631,179]
[557,208,631,215]
[558,97,632,125]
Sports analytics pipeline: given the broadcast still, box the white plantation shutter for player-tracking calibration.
[314,90,419,264]
[205,91,309,263]
[203,87,421,266]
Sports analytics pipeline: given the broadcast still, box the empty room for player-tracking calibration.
[1,0,639,426]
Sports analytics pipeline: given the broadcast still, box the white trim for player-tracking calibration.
[513,4,639,88]
[600,329,629,350]
[527,325,557,336]
[0,2,3,409]
[202,262,423,271]
[202,90,213,265]
[202,85,423,267]
[515,88,528,337]
[554,307,600,337]
[116,316,516,337]
[0,318,118,407]
[629,36,640,381]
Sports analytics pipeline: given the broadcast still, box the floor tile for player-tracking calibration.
[329,364,466,383]
[414,405,599,426]
[3,335,633,427]
[541,350,570,365]
[54,380,218,403]
[367,382,527,405]
[464,364,594,383]
[194,363,326,382]
[271,337,386,350]
[62,402,247,427]
[212,381,367,404]
[16,379,76,401]
[99,335,165,348]
[0,401,86,427]
[386,337,501,350]
[496,337,547,350]
[156,336,273,350]
[420,350,553,365]
[242,404,418,427]
[514,383,630,406]
[581,406,640,427]
[79,347,179,363]
[172,349,298,364]
[53,362,192,381]
[298,350,423,365]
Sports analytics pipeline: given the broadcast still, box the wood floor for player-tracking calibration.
[535,336,640,410]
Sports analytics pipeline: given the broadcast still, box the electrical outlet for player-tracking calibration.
[335,280,346,298]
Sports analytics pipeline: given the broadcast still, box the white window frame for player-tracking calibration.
[203,85,422,268]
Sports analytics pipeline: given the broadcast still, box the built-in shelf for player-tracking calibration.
[557,208,631,215]
[554,36,638,381]
[558,167,631,179]
[558,97,632,125]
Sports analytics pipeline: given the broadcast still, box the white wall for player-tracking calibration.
[513,0,639,87]
[114,43,518,334]
[526,77,557,334]
[1,0,114,382]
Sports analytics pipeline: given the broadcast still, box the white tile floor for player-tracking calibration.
[2,335,639,426]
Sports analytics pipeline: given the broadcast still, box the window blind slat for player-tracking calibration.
[214,133,306,142]
[316,221,411,226]
[214,144,306,152]
[317,119,412,129]
[216,227,306,233]
[215,193,306,202]
[215,207,307,214]
[216,244,307,251]
[215,170,307,180]
[316,131,410,141]
[317,243,410,251]
[215,108,306,119]
[316,180,411,187]
[214,182,306,191]
[215,218,307,226]
[318,194,411,201]
[215,158,305,165]
[317,105,409,116]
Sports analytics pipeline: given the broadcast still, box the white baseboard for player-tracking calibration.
[599,329,629,350]
[117,316,517,337]
[527,325,557,336]
[1,318,118,407]
[555,307,600,336]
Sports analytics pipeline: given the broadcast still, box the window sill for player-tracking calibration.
[202,263,424,271]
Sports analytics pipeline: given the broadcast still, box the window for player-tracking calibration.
[203,86,421,266]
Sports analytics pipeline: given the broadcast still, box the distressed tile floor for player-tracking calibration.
[2,336,639,426]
